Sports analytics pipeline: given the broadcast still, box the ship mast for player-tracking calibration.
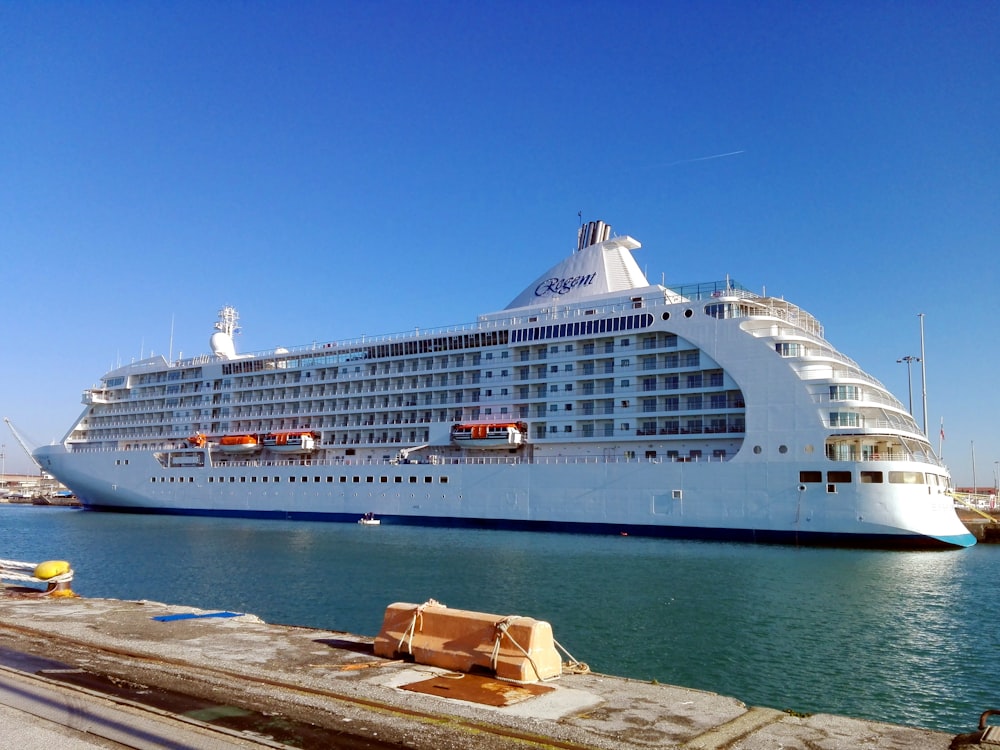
[215,306,241,338]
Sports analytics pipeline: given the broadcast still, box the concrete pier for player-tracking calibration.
[0,594,954,749]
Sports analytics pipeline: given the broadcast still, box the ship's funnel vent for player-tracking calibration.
[577,220,612,251]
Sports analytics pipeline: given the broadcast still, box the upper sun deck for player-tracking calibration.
[97,278,825,390]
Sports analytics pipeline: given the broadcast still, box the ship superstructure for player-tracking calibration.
[35,222,974,547]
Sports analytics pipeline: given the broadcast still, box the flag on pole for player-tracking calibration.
[940,418,945,441]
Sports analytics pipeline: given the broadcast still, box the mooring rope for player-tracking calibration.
[554,637,591,675]
[0,558,75,596]
[490,616,550,682]
[396,598,441,655]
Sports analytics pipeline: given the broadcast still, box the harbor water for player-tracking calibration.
[2,505,996,735]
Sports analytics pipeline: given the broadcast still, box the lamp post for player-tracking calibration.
[896,356,920,415]
[918,313,928,436]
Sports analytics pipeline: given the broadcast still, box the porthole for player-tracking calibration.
[661,312,670,321]
[804,445,814,454]
[684,309,694,318]
[779,445,788,454]
[753,445,762,455]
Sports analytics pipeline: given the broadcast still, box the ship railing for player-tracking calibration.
[823,415,928,433]
[824,449,946,468]
[202,453,737,469]
[811,390,906,410]
[163,279,833,372]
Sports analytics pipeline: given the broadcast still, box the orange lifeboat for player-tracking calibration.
[263,431,316,453]
[450,422,525,449]
[186,433,208,448]
[217,435,260,454]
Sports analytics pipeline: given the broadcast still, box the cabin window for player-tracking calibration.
[775,342,802,357]
[860,471,884,483]
[830,412,861,427]
[800,471,822,483]
[410,476,418,483]
[830,385,860,401]
[827,471,852,483]
[424,476,432,483]
[889,471,924,485]
[440,476,448,483]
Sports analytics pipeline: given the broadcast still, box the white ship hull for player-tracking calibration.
[35,444,972,547]
[34,221,975,548]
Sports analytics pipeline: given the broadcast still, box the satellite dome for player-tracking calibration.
[211,306,241,359]
[210,331,237,359]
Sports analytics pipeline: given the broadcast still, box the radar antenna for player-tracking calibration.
[215,306,241,338]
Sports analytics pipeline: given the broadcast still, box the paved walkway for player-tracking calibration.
[0,594,955,749]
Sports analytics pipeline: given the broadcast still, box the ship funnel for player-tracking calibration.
[577,220,612,251]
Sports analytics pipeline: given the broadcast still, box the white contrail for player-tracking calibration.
[662,150,746,167]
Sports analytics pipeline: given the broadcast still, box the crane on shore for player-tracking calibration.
[3,417,43,471]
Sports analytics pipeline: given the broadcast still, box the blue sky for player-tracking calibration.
[2,2,998,485]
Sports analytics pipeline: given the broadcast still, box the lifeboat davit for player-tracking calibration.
[263,431,316,453]
[217,435,260,454]
[450,422,525,449]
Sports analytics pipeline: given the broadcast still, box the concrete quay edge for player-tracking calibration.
[0,595,953,749]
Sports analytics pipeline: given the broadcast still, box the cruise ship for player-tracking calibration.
[34,222,975,548]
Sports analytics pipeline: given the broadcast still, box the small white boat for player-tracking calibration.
[358,512,381,526]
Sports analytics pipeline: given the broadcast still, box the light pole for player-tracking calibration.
[896,356,920,415]
[918,313,928,436]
